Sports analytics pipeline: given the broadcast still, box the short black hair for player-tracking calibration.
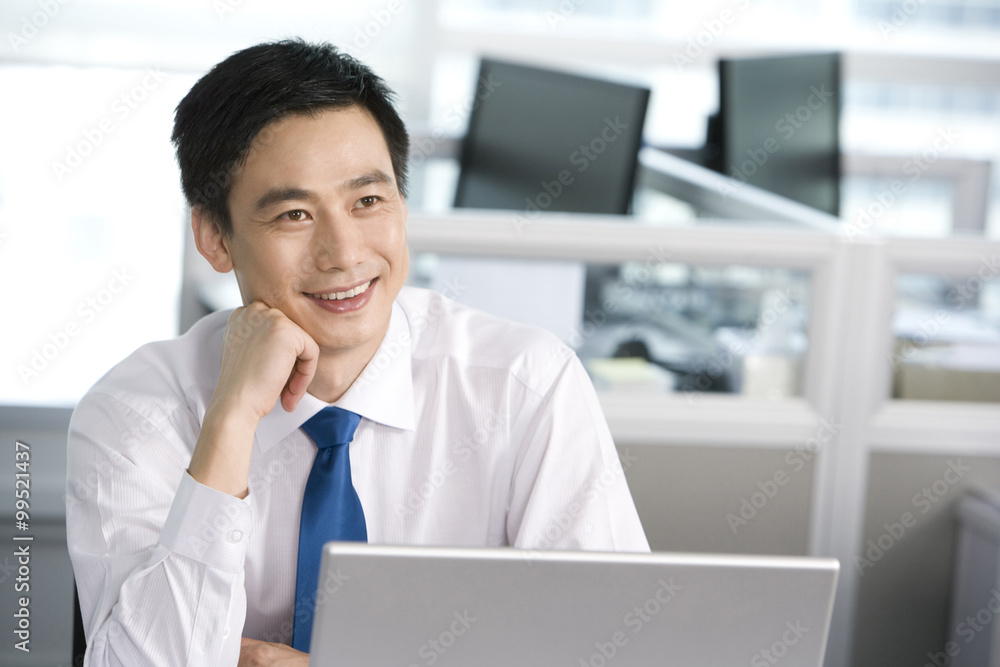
[172,39,409,236]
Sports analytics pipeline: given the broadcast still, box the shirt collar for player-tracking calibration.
[254,300,416,452]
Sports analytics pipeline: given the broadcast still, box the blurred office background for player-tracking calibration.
[1,1,999,666]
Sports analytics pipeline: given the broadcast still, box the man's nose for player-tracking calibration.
[310,212,365,272]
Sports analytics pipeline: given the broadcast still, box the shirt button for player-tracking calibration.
[223,627,231,639]
[229,529,244,542]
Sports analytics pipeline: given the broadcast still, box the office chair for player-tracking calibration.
[72,583,86,665]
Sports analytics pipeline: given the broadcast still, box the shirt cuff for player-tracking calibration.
[158,471,253,573]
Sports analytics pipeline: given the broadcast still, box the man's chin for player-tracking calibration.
[312,325,375,356]
[315,339,361,355]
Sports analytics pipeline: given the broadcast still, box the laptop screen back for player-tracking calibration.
[309,543,838,666]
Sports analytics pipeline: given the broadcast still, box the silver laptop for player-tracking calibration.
[309,543,839,666]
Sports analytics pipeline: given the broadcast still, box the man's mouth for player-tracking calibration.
[304,278,375,301]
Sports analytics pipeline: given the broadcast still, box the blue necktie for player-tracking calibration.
[292,407,366,652]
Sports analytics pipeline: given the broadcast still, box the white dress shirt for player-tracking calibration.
[67,286,649,666]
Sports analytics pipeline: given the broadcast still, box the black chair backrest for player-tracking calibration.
[73,583,86,665]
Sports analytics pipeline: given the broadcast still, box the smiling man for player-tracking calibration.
[66,40,648,667]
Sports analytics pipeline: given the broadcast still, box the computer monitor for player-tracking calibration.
[454,58,650,215]
[713,53,842,216]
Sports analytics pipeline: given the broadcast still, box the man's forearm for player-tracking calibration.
[188,400,261,498]
[80,544,247,667]
[68,391,254,667]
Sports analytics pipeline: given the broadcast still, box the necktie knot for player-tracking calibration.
[301,406,361,449]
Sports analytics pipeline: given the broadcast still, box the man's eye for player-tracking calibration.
[357,196,381,208]
[282,210,308,221]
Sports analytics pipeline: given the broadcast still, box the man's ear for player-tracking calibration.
[192,207,234,273]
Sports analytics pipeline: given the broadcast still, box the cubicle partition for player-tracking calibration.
[406,210,1000,667]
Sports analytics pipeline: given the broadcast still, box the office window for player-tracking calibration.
[841,80,1000,238]
[855,0,1000,30]
[0,65,195,405]
[439,0,657,22]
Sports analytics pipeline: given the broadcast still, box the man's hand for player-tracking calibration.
[214,303,320,418]
[239,638,309,667]
[188,302,320,497]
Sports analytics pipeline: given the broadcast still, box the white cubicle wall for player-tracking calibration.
[406,210,1000,667]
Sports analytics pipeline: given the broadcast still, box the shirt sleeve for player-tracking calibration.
[66,390,252,667]
[506,351,651,553]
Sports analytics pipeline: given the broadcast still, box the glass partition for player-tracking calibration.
[409,253,811,398]
[891,270,1000,402]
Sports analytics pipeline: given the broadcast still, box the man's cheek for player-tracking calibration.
[298,253,319,273]
[401,248,410,278]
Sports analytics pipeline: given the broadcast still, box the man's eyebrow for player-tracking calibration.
[251,171,395,212]
[252,187,315,212]
[344,170,395,190]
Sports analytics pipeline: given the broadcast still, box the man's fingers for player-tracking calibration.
[239,636,309,667]
[238,637,261,667]
[281,330,320,412]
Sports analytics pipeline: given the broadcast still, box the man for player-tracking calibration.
[67,39,648,666]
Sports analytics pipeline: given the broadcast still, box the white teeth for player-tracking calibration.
[309,280,372,301]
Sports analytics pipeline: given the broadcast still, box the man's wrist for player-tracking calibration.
[189,402,261,498]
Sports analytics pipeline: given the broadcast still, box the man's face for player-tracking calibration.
[222,105,408,356]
